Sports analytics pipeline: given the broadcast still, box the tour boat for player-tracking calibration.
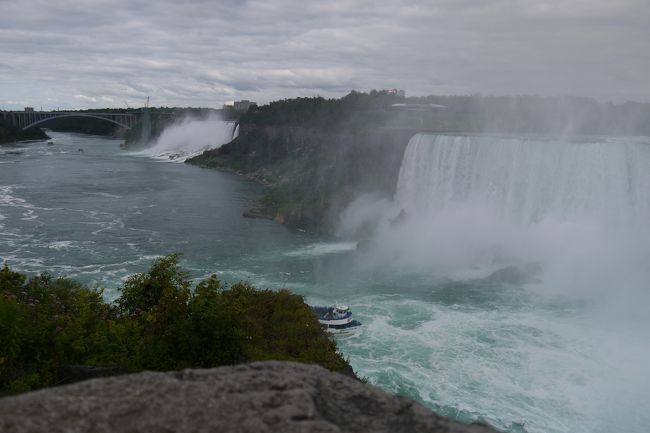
[311,304,362,335]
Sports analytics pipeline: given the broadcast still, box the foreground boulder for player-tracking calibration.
[0,361,498,433]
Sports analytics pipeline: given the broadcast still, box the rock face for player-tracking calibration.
[187,125,413,233]
[0,361,498,433]
[56,364,128,385]
[484,263,543,285]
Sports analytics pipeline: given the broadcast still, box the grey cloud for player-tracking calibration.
[0,0,648,110]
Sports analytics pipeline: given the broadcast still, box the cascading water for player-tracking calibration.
[132,115,238,162]
[395,134,650,227]
[2,129,648,433]
[337,133,650,433]
[368,134,650,285]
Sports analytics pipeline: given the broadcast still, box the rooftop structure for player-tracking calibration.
[387,89,406,98]
[223,100,256,112]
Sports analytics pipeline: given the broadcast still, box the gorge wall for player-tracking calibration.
[188,123,413,232]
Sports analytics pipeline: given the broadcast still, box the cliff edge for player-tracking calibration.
[188,124,411,233]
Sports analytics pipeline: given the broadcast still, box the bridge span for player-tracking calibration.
[1,111,140,131]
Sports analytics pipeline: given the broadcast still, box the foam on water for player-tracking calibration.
[47,241,74,251]
[4,131,649,433]
[336,133,650,433]
[284,242,358,257]
[132,115,237,162]
[385,134,650,300]
[338,288,650,433]
[0,180,141,292]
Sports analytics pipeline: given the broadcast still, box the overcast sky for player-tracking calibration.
[1,0,648,110]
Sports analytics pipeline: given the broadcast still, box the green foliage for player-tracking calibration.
[189,90,650,234]
[117,254,190,314]
[239,90,650,136]
[239,90,404,130]
[0,117,49,144]
[0,257,347,394]
[189,118,410,232]
[0,264,111,392]
[222,283,346,371]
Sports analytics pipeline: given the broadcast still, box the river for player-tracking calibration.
[1,130,648,433]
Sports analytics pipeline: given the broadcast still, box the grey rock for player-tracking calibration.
[485,263,542,285]
[56,364,128,386]
[0,361,499,433]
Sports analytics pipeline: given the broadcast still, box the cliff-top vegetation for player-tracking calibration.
[239,90,650,135]
[188,91,650,233]
[0,255,348,394]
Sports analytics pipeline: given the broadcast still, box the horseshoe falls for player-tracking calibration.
[387,134,650,294]
[396,134,650,226]
[340,133,650,433]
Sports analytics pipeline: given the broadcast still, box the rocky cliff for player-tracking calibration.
[0,361,499,433]
[187,124,412,233]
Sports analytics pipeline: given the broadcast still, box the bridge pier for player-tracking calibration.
[140,108,152,144]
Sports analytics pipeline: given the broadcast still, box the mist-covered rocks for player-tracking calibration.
[484,264,543,285]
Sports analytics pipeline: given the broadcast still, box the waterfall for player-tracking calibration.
[338,135,650,433]
[339,132,650,288]
[132,116,238,162]
[395,134,650,227]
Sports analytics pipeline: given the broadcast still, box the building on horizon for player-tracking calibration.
[233,100,254,112]
[224,100,255,112]
[387,89,406,98]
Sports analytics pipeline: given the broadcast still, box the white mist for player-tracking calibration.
[337,133,650,433]
[133,114,237,162]
[346,134,650,304]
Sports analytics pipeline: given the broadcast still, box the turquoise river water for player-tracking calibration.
[1,130,648,433]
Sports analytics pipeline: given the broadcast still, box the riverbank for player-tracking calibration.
[0,118,49,145]
[185,93,416,233]
[187,123,411,233]
[187,91,650,233]
[3,130,648,432]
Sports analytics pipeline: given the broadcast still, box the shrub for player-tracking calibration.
[0,257,348,394]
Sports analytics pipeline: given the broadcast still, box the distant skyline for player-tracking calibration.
[1,0,649,110]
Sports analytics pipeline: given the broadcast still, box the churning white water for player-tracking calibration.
[338,133,650,433]
[133,115,238,162]
[3,131,649,433]
[387,134,650,300]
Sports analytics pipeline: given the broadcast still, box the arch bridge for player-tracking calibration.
[1,111,140,131]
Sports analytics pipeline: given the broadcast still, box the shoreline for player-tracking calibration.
[186,158,312,231]
[1,138,50,144]
[0,136,52,146]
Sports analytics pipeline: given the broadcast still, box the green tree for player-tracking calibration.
[0,256,349,394]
